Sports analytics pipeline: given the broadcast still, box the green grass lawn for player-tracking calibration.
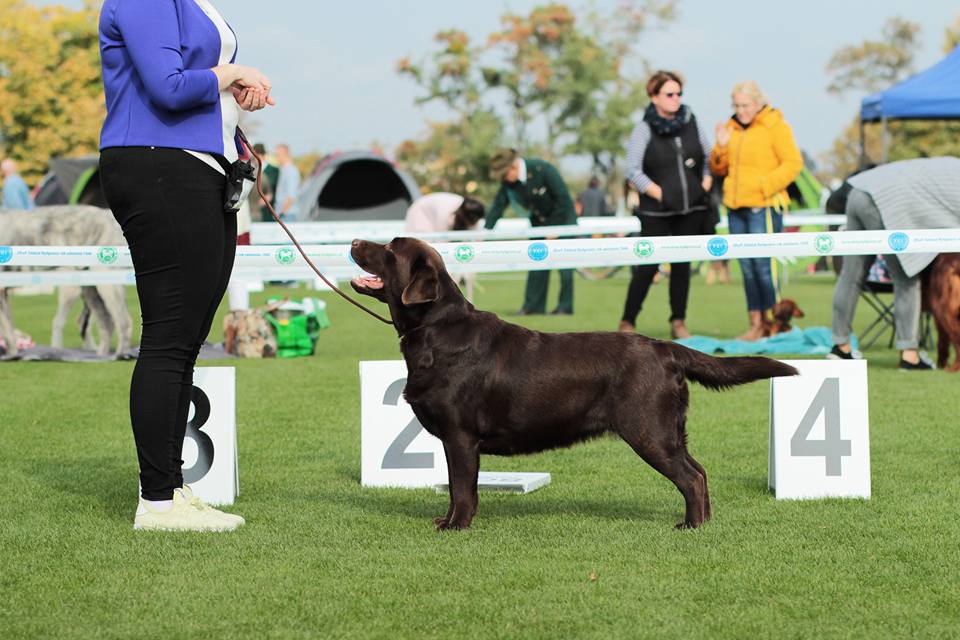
[1,268,958,639]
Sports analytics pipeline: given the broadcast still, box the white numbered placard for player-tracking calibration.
[135,367,238,505]
[360,361,448,488]
[769,360,870,500]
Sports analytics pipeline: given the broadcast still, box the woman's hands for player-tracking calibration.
[231,86,273,112]
[714,123,731,148]
[212,64,276,111]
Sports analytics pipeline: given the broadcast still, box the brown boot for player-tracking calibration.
[618,320,635,333]
[670,319,691,339]
[737,310,765,341]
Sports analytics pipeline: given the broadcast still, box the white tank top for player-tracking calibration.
[183,0,240,175]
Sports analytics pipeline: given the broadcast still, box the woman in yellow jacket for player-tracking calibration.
[710,80,803,340]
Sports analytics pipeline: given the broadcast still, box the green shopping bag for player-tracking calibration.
[265,297,331,358]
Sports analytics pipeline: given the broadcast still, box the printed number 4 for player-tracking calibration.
[790,377,851,476]
[381,378,434,470]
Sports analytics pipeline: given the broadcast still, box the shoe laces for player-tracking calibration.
[177,486,213,512]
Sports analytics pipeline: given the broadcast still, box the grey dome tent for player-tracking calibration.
[296,151,421,221]
[34,156,107,207]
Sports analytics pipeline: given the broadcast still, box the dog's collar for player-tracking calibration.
[398,323,427,342]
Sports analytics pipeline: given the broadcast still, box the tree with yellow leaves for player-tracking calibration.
[0,0,103,183]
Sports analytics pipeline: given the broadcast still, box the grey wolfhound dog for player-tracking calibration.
[0,206,132,358]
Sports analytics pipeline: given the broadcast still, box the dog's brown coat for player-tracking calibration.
[351,238,797,529]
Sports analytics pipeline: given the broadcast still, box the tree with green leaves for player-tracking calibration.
[396,1,675,200]
[822,15,960,181]
[0,0,103,183]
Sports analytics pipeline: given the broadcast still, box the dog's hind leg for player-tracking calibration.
[52,286,81,349]
[100,285,132,356]
[81,286,113,355]
[0,288,17,358]
[616,396,709,529]
[684,453,711,522]
[935,317,950,370]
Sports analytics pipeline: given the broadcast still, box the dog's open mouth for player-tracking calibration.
[352,275,383,291]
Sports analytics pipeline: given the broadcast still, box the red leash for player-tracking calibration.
[238,130,393,326]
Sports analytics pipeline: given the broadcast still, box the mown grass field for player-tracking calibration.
[1,268,958,639]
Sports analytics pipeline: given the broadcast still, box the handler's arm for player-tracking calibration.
[484,185,510,229]
[114,0,219,111]
[115,0,270,109]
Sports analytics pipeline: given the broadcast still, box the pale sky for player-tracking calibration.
[40,0,959,172]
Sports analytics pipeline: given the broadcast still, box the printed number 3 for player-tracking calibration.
[183,386,215,483]
[790,377,851,476]
[381,378,434,470]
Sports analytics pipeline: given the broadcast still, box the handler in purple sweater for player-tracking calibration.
[98,0,274,532]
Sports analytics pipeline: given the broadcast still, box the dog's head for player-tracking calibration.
[771,299,804,324]
[350,238,464,327]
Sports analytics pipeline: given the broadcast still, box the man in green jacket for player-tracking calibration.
[486,148,576,315]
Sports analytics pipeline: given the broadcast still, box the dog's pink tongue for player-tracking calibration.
[353,275,383,290]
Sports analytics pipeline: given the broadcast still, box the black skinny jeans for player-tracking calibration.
[100,147,236,501]
[621,210,704,325]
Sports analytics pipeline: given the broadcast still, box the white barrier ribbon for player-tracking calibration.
[2,230,957,288]
[250,211,846,244]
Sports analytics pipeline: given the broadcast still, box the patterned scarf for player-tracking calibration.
[643,103,691,137]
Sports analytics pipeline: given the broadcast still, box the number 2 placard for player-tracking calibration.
[360,361,448,488]
[769,360,870,500]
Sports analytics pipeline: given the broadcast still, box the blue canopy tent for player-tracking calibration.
[859,45,960,163]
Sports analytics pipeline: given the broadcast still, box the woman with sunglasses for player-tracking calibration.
[710,80,802,341]
[620,70,713,339]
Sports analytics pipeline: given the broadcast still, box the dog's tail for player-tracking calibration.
[665,342,798,390]
[77,302,91,339]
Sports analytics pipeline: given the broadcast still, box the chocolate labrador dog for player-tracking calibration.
[350,238,797,530]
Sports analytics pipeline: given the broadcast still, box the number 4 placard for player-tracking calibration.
[769,360,870,500]
[360,361,448,488]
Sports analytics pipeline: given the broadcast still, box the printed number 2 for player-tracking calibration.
[381,378,434,470]
[790,378,851,476]
[183,386,215,483]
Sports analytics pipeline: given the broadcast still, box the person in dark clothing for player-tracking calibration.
[486,148,577,315]
[576,176,612,216]
[619,70,713,338]
[99,0,274,530]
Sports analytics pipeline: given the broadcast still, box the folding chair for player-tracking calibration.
[858,256,933,350]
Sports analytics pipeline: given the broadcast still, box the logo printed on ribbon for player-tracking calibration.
[888,232,909,252]
[454,245,476,263]
[275,247,296,265]
[814,234,834,254]
[0,246,12,265]
[707,237,729,257]
[633,240,654,258]
[97,247,118,265]
[527,242,549,262]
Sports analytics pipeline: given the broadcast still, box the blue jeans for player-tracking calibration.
[727,207,783,311]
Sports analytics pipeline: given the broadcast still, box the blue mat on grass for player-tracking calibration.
[675,327,858,356]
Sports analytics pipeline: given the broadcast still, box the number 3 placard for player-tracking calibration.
[769,360,870,500]
[360,361,448,488]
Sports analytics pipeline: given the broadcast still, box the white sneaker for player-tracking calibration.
[133,488,242,532]
[180,484,246,528]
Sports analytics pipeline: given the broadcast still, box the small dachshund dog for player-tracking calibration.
[764,299,805,337]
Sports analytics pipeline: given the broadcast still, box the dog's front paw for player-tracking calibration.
[435,517,472,531]
[675,519,702,530]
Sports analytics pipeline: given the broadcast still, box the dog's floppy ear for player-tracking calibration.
[401,258,440,306]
